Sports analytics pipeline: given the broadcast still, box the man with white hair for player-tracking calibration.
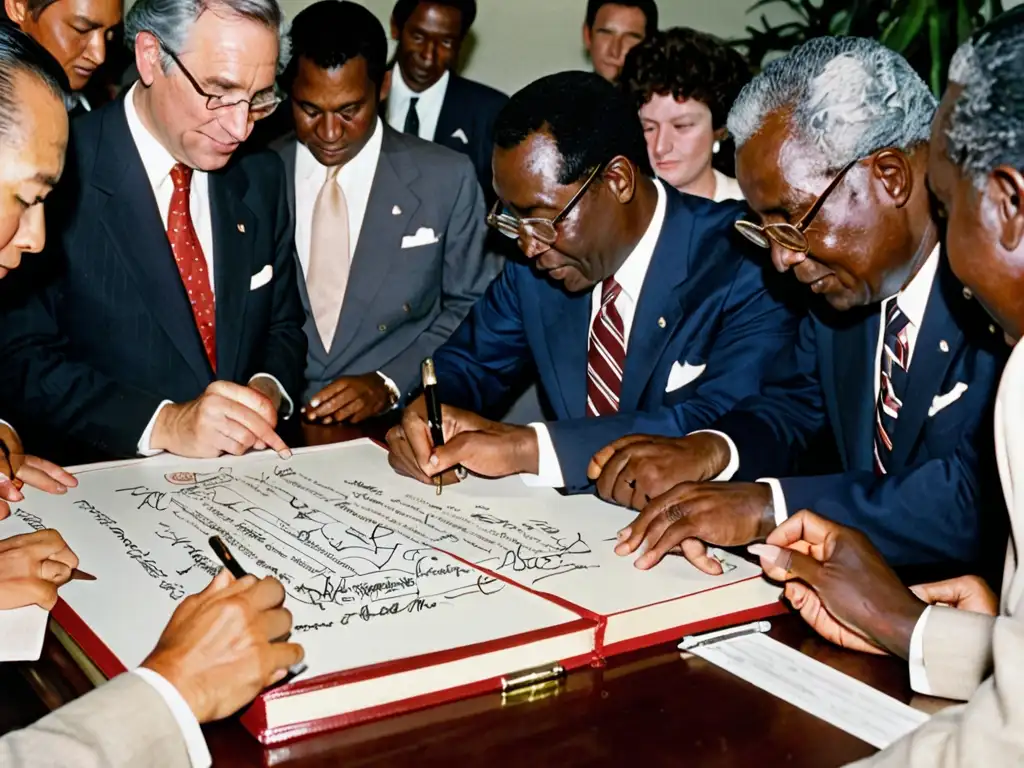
[589,37,1006,575]
[0,0,307,465]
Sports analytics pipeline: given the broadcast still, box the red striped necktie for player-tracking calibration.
[587,277,626,417]
[874,300,911,474]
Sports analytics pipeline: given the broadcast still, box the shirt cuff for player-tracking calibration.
[520,423,565,488]
[138,400,173,456]
[907,604,934,695]
[689,430,739,481]
[375,371,401,412]
[133,667,212,768]
[249,373,294,420]
[756,477,789,526]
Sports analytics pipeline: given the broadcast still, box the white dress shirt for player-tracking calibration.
[524,179,669,488]
[385,65,450,142]
[294,116,383,277]
[712,170,745,203]
[124,83,291,455]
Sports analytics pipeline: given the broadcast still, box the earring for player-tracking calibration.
[713,140,721,154]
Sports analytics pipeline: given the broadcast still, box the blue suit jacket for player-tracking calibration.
[713,255,1007,566]
[431,187,800,492]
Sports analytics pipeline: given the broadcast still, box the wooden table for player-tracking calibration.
[0,423,942,767]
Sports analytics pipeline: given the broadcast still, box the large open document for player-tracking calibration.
[2,440,780,744]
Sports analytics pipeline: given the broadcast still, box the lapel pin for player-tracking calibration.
[657,317,667,329]
[939,340,949,353]
[236,223,246,233]
[989,324,998,335]
[392,205,402,216]
[963,286,973,300]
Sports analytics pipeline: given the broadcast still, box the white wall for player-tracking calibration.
[276,0,799,95]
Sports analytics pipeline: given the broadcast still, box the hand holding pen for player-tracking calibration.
[420,358,466,495]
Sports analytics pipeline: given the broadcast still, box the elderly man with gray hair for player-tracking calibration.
[0,0,307,466]
[591,37,1006,579]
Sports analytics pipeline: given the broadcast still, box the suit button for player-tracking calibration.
[402,303,411,313]
[378,323,388,332]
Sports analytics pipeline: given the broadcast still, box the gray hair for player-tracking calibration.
[124,0,284,71]
[946,11,1024,189]
[728,37,937,170]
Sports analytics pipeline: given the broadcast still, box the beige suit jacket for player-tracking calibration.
[852,341,1024,765]
[0,673,190,767]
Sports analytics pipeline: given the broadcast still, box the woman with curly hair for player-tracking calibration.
[621,27,751,202]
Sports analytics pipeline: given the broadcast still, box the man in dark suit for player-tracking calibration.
[385,70,798,494]
[272,1,500,425]
[593,37,1005,574]
[383,0,507,201]
[0,0,306,464]
[583,0,658,84]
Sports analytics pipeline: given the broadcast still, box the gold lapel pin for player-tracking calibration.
[657,317,667,329]
[237,223,246,233]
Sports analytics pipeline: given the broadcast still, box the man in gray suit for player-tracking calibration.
[274,0,501,426]
[748,13,1024,764]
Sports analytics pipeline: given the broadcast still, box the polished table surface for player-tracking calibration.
[0,423,947,767]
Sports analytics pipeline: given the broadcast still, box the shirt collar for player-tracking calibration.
[896,243,941,328]
[123,81,184,190]
[296,115,384,184]
[613,178,667,303]
[390,65,450,111]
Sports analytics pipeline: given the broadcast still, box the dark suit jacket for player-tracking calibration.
[273,124,502,401]
[431,187,801,493]
[385,72,508,201]
[713,255,1006,566]
[0,97,307,462]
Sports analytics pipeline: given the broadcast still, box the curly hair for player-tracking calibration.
[620,27,751,132]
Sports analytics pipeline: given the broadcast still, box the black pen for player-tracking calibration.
[208,535,308,677]
[421,358,447,496]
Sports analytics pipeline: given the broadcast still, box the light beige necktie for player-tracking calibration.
[307,164,350,352]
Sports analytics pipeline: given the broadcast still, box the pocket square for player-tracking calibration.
[928,382,969,417]
[451,128,469,144]
[401,227,440,249]
[666,361,706,392]
[249,264,273,290]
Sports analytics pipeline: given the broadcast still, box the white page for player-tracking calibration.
[690,632,930,749]
[0,604,48,661]
[1,443,582,679]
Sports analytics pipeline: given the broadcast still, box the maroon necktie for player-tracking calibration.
[587,278,625,416]
[167,163,216,371]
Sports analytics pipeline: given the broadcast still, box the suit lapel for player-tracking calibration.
[539,281,591,419]
[831,306,879,471]
[209,167,256,379]
[890,258,962,468]
[619,192,693,411]
[93,102,209,385]
[329,127,421,356]
[434,75,462,149]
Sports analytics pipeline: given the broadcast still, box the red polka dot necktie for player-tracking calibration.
[587,277,625,416]
[168,163,216,372]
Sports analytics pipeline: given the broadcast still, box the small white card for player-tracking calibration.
[690,632,929,749]
[0,604,49,662]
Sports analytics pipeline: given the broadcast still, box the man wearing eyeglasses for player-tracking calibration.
[385,70,798,496]
[0,0,307,463]
[591,37,1006,575]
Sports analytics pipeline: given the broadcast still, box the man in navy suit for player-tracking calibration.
[385,71,798,495]
[383,0,507,202]
[594,38,1006,574]
[0,0,306,464]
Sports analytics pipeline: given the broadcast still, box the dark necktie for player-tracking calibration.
[404,97,420,136]
[874,299,911,475]
[587,278,626,416]
[167,163,216,371]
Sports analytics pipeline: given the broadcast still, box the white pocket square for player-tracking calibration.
[666,361,706,392]
[401,227,439,249]
[249,264,272,290]
[928,382,969,417]
[451,128,469,144]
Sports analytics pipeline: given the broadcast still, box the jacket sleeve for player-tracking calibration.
[379,159,503,395]
[0,673,192,768]
[547,255,801,493]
